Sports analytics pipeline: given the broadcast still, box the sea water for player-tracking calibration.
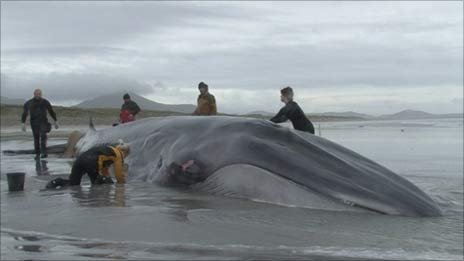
[1,118,462,260]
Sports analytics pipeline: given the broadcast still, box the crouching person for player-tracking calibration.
[46,143,130,189]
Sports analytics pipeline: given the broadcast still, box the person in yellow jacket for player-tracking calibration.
[193,82,217,115]
[46,143,130,188]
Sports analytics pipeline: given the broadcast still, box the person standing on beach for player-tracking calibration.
[120,93,141,123]
[21,89,59,159]
[193,82,217,115]
[270,86,315,134]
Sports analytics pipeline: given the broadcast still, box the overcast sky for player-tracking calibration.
[1,1,462,115]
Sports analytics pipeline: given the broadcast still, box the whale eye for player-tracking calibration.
[157,157,163,169]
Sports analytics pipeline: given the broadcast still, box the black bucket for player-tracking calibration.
[7,172,25,192]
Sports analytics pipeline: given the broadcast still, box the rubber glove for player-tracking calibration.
[94,175,114,185]
[21,123,26,132]
[54,121,59,129]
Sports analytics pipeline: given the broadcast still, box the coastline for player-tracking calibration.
[0,104,365,127]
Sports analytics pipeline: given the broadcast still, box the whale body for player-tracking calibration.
[75,116,442,217]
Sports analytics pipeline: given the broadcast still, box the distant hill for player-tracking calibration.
[245,109,462,120]
[0,104,185,127]
[247,110,374,119]
[379,110,463,120]
[310,111,375,119]
[0,96,25,105]
[75,92,196,114]
[245,110,367,121]
[246,111,374,119]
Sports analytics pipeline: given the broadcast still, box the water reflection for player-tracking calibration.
[14,244,44,252]
[76,253,125,259]
[69,184,127,207]
[164,197,212,210]
[35,160,49,176]
[161,197,213,223]
[14,235,40,242]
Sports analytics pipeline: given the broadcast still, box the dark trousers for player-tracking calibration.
[31,124,47,155]
[69,155,99,185]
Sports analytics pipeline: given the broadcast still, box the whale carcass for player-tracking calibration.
[74,116,441,217]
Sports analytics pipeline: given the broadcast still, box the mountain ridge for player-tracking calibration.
[0,96,26,105]
[1,94,461,119]
[74,92,196,114]
[246,109,463,120]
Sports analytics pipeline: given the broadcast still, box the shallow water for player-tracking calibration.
[1,118,463,260]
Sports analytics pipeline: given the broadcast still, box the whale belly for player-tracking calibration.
[193,164,368,213]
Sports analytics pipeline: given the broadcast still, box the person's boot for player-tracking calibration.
[41,154,48,158]
[34,154,40,160]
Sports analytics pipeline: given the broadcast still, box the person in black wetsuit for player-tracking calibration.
[270,86,315,134]
[46,143,130,189]
[21,89,59,159]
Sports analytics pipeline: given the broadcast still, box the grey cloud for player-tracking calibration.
[268,20,461,38]
[1,2,249,48]
[1,1,462,114]
[1,46,133,58]
[1,73,153,101]
[452,97,463,105]
[2,40,460,98]
[150,43,462,89]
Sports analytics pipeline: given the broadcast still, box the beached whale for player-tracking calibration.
[74,116,441,217]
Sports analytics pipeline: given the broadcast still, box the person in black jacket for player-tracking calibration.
[120,93,141,123]
[21,89,59,159]
[270,87,315,134]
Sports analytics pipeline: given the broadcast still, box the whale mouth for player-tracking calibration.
[192,164,372,213]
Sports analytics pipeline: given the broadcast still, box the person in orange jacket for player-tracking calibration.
[193,82,217,115]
